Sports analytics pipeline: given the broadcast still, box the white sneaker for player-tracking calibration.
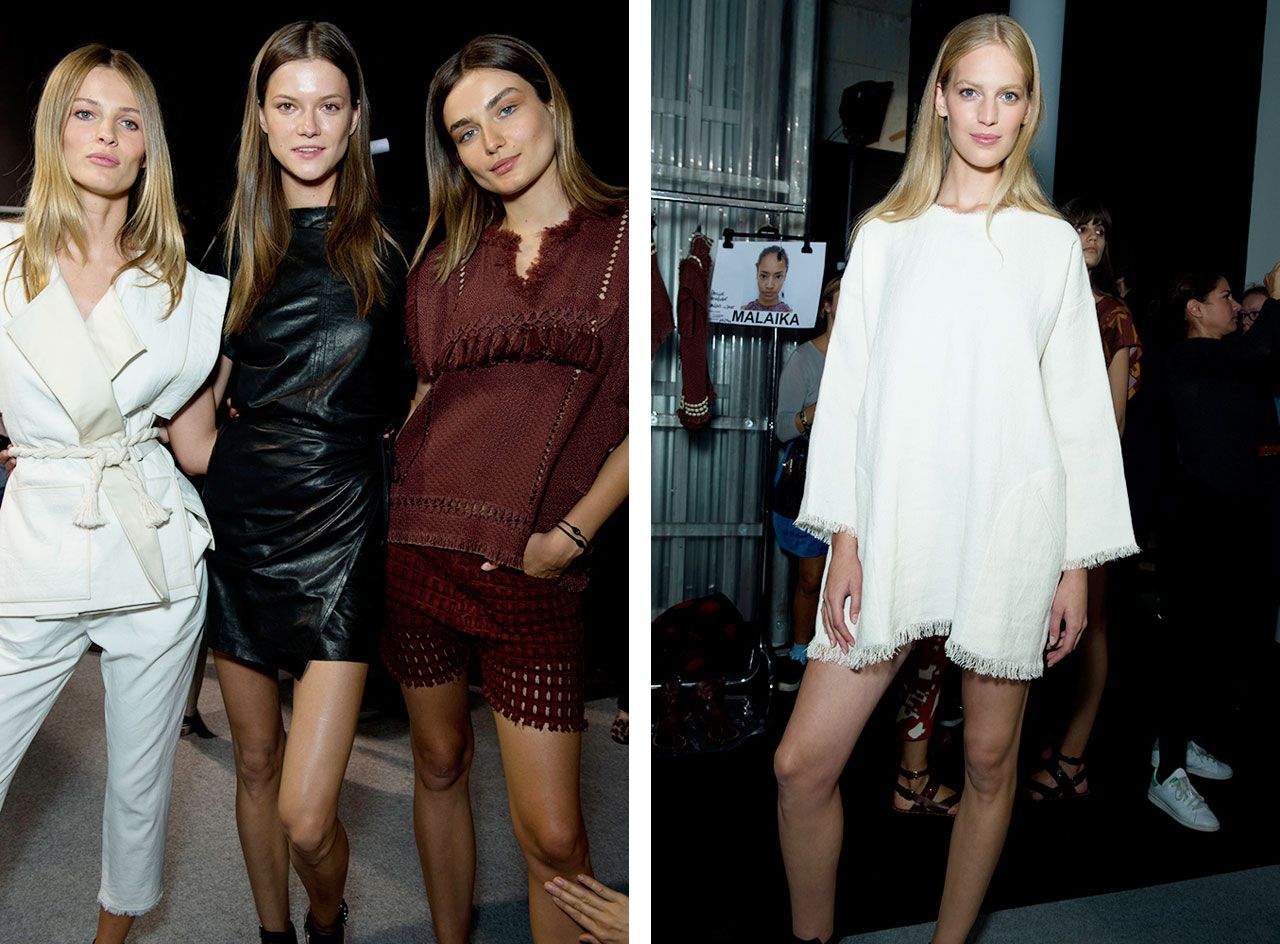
[1151,739,1234,781]
[1148,768,1220,832]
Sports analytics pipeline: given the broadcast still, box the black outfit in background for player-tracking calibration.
[1155,296,1280,779]
[204,207,411,678]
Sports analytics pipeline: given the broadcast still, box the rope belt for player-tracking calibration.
[9,428,171,529]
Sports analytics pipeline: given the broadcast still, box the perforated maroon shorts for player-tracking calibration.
[382,543,586,732]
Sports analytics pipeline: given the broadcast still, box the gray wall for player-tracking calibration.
[1247,0,1280,285]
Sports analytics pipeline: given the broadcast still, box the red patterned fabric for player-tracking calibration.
[382,543,586,732]
[895,636,948,742]
[1096,295,1142,399]
[390,206,628,580]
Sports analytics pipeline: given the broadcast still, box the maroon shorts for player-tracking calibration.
[382,543,586,732]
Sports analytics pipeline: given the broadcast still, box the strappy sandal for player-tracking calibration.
[610,711,629,745]
[891,766,960,816]
[694,678,740,744]
[1025,750,1090,801]
[652,681,687,750]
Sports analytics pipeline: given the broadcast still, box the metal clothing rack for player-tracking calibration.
[652,191,814,647]
[651,187,806,216]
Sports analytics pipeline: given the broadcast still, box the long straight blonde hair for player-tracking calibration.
[223,21,396,334]
[414,34,626,282]
[851,14,1058,246]
[4,44,185,314]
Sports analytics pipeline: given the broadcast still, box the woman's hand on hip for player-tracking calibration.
[1045,568,1088,667]
[821,537,862,652]
[480,528,583,579]
[0,448,14,474]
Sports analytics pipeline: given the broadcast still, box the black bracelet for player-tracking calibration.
[557,519,590,551]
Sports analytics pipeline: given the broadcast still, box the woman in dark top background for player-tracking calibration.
[168,21,405,944]
[1146,264,1280,832]
[380,35,627,944]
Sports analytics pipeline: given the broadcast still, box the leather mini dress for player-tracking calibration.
[203,207,412,677]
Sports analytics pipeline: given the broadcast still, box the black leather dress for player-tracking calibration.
[203,207,411,677]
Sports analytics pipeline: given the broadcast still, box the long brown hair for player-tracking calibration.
[223,20,395,333]
[414,34,626,282]
[851,14,1058,246]
[4,44,185,314]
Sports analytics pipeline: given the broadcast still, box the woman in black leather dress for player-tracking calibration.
[168,21,405,944]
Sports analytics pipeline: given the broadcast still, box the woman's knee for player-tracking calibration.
[774,740,834,800]
[278,803,338,863]
[515,814,589,874]
[963,741,1016,799]
[233,737,284,800]
[796,569,823,598]
[410,729,473,793]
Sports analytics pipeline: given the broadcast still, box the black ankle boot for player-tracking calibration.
[303,900,348,943]
[259,923,298,944]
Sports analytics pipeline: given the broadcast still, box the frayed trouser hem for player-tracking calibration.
[98,891,161,917]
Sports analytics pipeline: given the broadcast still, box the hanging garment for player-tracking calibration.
[676,232,715,430]
[652,225,674,357]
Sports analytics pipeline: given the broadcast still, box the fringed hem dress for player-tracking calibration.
[795,205,1138,680]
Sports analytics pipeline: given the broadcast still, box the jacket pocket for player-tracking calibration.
[0,484,92,604]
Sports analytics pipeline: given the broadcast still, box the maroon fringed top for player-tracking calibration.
[389,206,629,586]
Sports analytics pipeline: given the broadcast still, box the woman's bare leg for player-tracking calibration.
[401,676,475,944]
[214,652,291,933]
[775,650,911,942]
[94,909,133,944]
[933,671,1029,944]
[276,660,367,931]
[1030,566,1107,796]
[493,714,591,944]
[792,555,826,648]
[1060,567,1108,760]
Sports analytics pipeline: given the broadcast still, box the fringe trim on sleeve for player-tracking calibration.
[792,513,856,542]
[1062,542,1140,571]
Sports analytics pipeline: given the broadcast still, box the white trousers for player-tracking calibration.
[0,569,205,915]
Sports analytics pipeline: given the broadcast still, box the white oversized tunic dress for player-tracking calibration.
[796,205,1137,680]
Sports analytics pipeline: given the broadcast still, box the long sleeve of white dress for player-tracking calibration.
[794,206,1137,680]
[795,232,870,538]
[1040,238,1141,570]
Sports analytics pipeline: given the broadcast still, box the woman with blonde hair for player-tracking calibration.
[164,20,408,944]
[0,45,226,943]
[382,34,628,944]
[773,14,1135,943]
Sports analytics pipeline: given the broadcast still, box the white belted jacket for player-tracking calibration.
[0,221,227,618]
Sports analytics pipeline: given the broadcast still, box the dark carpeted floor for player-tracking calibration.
[653,560,1280,942]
